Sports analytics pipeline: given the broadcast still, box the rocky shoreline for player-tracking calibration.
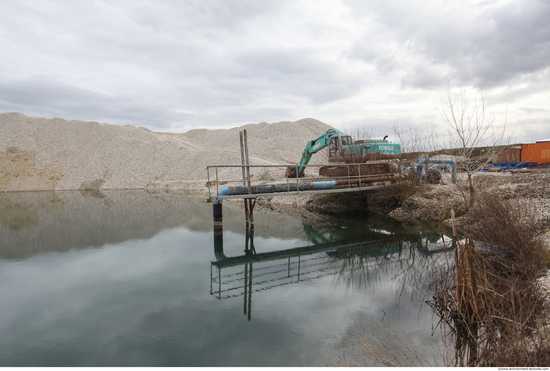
[265,170,550,234]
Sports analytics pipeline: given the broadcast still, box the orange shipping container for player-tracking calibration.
[521,142,550,165]
[496,147,521,162]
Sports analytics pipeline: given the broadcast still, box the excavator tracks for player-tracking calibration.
[318,162,394,177]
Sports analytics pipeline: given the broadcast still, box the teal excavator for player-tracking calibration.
[286,129,401,178]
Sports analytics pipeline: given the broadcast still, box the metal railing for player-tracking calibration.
[206,163,403,200]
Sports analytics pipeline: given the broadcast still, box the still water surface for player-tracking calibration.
[0,191,452,366]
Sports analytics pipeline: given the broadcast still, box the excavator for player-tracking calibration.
[286,129,401,178]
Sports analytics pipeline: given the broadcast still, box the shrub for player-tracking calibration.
[430,193,550,367]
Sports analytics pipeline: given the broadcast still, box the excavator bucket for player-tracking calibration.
[285,166,305,178]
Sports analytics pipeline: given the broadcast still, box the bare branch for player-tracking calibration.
[439,85,510,210]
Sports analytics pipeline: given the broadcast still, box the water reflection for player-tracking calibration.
[0,190,305,260]
[0,190,455,367]
[211,218,455,321]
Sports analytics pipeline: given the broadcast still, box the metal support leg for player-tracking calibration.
[213,198,223,258]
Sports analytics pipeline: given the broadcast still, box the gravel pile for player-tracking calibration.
[0,112,335,193]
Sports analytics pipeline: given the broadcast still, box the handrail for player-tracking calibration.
[207,163,404,201]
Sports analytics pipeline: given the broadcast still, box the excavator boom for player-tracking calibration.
[286,129,343,178]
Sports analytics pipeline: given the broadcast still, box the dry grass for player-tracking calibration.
[429,194,550,367]
[330,317,431,367]
[465,192,546,276]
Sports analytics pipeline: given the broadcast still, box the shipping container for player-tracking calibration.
[496,146,521,162]
[521,142,550,166]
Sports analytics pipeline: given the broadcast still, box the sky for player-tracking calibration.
[0,0,549,144]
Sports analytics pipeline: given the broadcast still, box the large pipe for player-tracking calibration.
[218,175,402,196]
[219,182,314,196]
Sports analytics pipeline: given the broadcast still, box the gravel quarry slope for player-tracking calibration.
[0,112,335,193]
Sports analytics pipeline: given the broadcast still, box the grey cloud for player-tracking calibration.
[0,77,173,129]
[165,44,369,127]
[344,0,550,88]
[0,1,291,81]
[232,48,368,104]
[0,75,297,131]
[479,67,550,107]
[0,1,360,129]
[400,63,448,89]
[0,0,547,141]
[421,0,550,87]
[515,117,550,142]
[519,107,550,115]
[470,0,550,81]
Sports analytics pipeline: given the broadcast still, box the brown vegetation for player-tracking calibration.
[330,317,430,367]
[327,192,549,367]
[429,193,550,367]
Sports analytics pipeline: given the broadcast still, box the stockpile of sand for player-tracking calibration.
[0,112,335,193]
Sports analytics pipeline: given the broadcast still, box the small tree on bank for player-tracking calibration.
[439,85,508,210]
[392,120,440,158]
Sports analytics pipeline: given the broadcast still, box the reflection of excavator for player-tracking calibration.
[286,129,401,178]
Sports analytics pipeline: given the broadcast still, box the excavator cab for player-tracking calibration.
[328,136,339,157]
[340,135,352,146]
[328,135,357,162]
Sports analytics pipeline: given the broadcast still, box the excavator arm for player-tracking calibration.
[286,129,344,178]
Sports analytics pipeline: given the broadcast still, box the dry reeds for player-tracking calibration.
[330,317,430,367]
[429,238,494,366]
[464,192,546,276]
[429,194,550,367]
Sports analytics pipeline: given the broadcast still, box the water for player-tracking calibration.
[0,190,453,366]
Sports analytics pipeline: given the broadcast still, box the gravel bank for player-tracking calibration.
[1,112,334,193]
[388,171,550,224]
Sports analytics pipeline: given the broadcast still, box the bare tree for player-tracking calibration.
[345,123,376,141]
[392,120,440,157]
[439,85,508,210]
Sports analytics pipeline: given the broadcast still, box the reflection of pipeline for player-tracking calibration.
[218,175,402,196]
[326,240,401,259]
[417,236,456,257]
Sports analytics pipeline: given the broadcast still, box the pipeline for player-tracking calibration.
[217,174,402,196]
[415,158,456,183]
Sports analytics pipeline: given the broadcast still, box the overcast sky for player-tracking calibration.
[1,0,548,143]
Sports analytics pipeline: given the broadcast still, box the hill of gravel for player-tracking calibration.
[0,112,335,193]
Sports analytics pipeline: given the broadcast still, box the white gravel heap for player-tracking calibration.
[0,112,335,193]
